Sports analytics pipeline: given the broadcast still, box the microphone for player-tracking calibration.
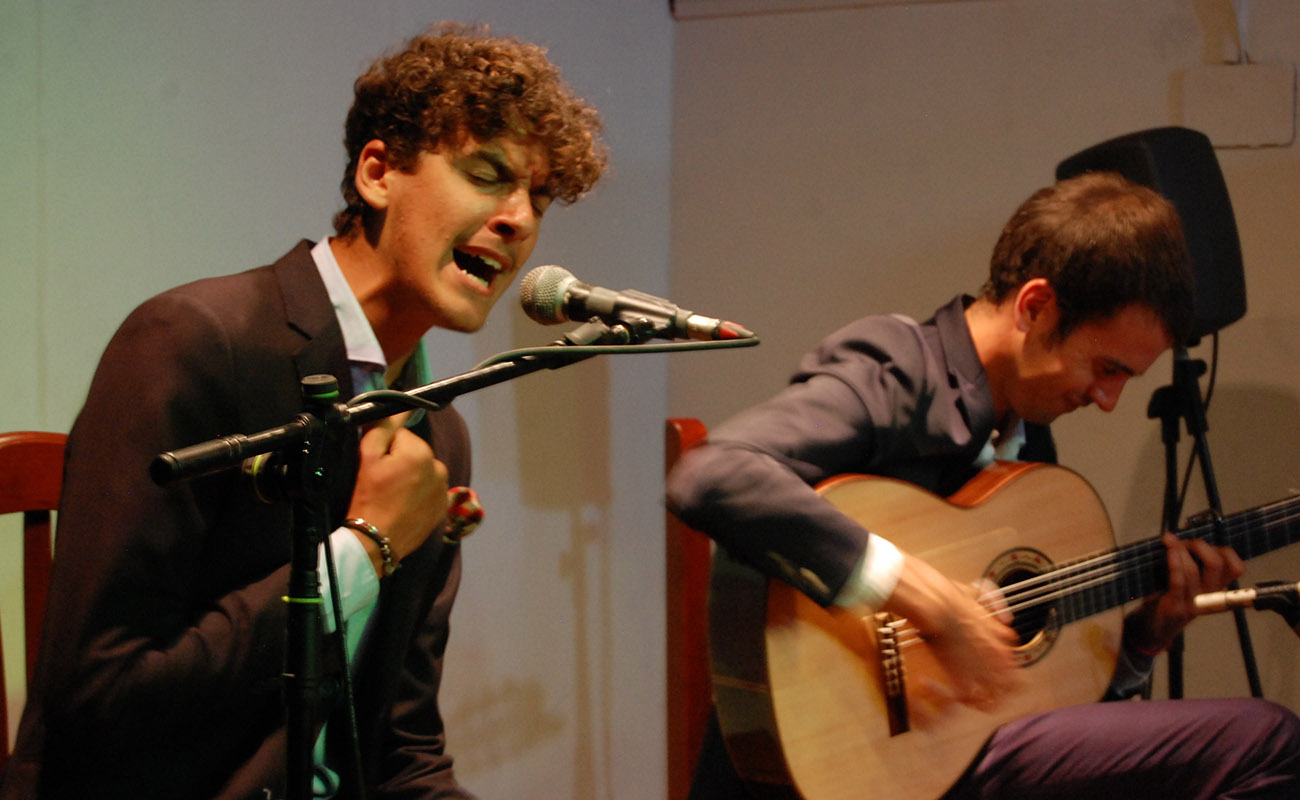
[519,265,755,341]
[1195,581,1300,638]
[1194,581,1300,614]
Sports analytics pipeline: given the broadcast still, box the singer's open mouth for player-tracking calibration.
[452,249,502,289]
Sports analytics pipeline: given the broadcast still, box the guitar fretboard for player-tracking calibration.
[1019,494,1300,625]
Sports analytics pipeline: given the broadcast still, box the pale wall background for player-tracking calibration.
[4,0,1300,797]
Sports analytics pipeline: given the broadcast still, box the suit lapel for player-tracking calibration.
[271,239,356,401]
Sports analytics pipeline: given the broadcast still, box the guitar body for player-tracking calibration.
[708,462,1125,799]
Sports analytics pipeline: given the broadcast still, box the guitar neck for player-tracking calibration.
[1053,494,1300,625]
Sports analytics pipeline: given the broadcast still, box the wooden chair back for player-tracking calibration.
[0,431,65,769]
[665,418,712,800]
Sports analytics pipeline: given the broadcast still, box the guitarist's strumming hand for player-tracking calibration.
[880,551,1021,712]
[1125,533,1245,655]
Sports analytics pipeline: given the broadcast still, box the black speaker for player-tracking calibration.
[1055,126,1246,342]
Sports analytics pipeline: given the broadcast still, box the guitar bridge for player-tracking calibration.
[873,612,909,736]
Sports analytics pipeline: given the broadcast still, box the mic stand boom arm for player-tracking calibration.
[150,319,626,486]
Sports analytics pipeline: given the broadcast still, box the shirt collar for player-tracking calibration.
[310,238,386,371]
[309,239,432,406]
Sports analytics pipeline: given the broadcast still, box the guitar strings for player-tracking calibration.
[886,500,1300,649]
[991,502,1300,613]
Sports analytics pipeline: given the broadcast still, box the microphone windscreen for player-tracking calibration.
[519,265,573,324]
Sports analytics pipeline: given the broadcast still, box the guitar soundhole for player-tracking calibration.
[984,547,1060,667]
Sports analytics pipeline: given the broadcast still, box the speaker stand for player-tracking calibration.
[1148,345,1262,699]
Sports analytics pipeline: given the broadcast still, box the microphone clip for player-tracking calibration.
[560,317,655,348]
[1251,580,1300,630]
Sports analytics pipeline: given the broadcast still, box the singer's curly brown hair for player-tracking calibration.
[332,22,608,238]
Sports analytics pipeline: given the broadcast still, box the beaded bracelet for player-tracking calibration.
[342,517,398,576]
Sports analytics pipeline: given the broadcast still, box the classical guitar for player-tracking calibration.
[706,461,1300,800]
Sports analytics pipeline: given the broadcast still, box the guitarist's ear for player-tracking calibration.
[1013,279,1059,334]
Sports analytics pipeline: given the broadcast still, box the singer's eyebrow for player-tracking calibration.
[476,149,515,181]
[470,145,555,209]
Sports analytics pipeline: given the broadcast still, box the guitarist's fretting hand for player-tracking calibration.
[1125,532,1246,655]
[880,552,1021,711]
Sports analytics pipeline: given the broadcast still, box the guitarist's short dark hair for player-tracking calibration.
[981,172,1195,344]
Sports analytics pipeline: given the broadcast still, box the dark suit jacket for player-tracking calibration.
[666,296,1054,607]
[2,242,474,799]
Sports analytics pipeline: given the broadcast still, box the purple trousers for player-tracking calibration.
[691,697,1300,798]
[945,698,1300,800]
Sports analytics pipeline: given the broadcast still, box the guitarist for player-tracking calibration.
[667,172,1300,799]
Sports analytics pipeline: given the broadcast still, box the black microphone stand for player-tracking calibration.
[283,375,349,800]
[1147,344,1262,699]
[150,319,657,800]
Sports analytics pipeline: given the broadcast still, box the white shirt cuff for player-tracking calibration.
[833,535,904,610]
[317,528,382,634]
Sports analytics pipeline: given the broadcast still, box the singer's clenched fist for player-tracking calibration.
[347,415,449,577]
